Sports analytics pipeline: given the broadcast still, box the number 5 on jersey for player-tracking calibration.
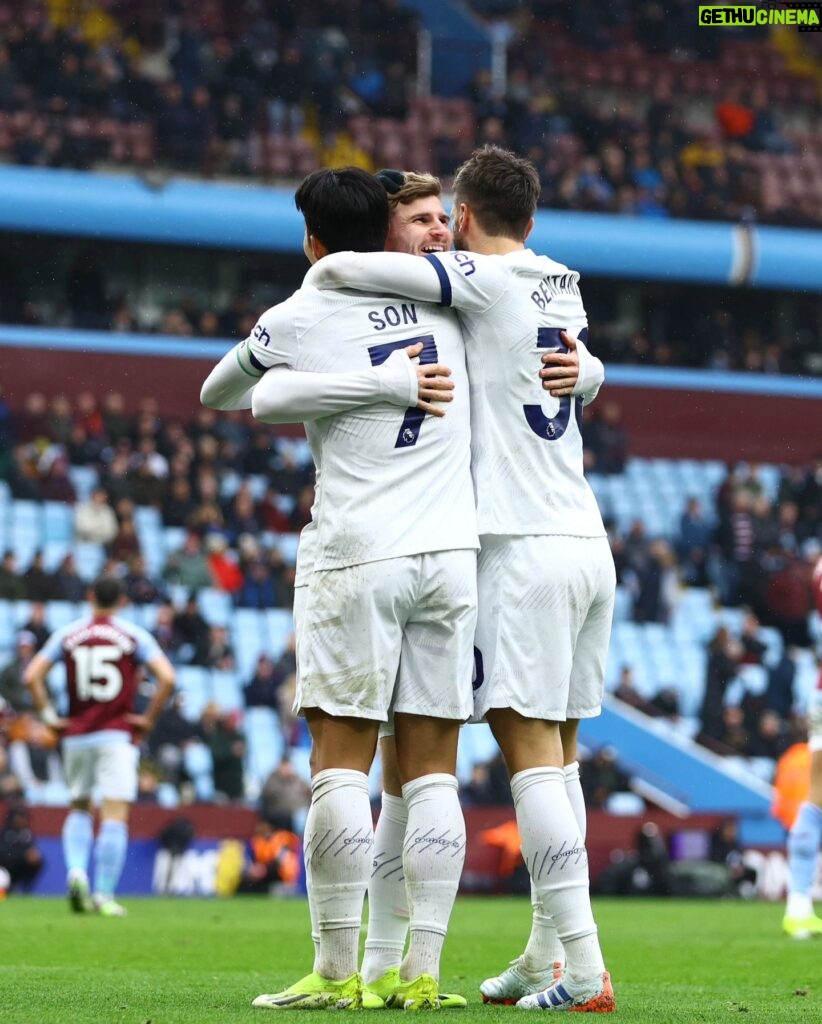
[368,334,438,448]
[523,327,585,441]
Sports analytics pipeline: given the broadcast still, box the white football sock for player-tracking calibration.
[303,828,321,972]
[400,774,466,983]
[362,792,409,983]
[564,761,587,840]
[521,761,587,972]
[304,768,373,980]
[511,767,604,984]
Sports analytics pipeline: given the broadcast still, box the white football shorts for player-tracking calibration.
[473,534,615,722]
[296,549,477,722]
[63,733,140,802]
[807,684,822,752]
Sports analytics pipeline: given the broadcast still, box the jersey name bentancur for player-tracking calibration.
[40,614,163,738]
[427,249,606,539]
[243,283,478,571]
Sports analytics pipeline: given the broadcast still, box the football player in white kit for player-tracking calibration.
[310,146,616,1012]
[200,167,478,1011]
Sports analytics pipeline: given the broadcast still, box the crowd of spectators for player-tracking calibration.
[0,1,818,227]
[0,383,820,804]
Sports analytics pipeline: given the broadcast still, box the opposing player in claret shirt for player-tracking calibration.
[24,576,175,917]
[311,145,616,1012]
[782,554,822,939]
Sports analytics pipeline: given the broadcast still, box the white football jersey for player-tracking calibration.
[243,282,477,572]
[425,249,606,539]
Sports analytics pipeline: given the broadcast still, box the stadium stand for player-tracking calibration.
[0,1,820,832]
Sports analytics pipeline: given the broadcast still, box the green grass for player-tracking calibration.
[0,895,819,1023]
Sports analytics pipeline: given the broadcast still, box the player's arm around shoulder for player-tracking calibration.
[251,344,455,425]
[306,250,443,303]
[430,250,508,316]
[200,302,297,411]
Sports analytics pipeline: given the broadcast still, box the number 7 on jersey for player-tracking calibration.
[368,335,438,448]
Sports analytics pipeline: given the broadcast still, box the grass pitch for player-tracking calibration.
[0,895,820,1023]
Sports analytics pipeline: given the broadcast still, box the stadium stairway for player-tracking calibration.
[579,697,784,846]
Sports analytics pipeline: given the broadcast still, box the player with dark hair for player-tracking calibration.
[24,576,175,916]
[202,167,478,1011]
[310,144,615,1012]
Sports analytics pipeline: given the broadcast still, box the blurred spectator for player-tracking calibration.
[173,593,211,666]
[22,552,58,602]
[205,534,244,594]
[765,647,799,720]
[52,553,86,603]
[764,551,814,648]
[583,401,628,474]
[260,756,312,833]
[200,703,245,802]
[21,603,49,651]
[74,486,119,544]
[0,633,38,713]
[0,803,44,893]
[698,627,742,743]
[0,552,25,601]
[709,817,757,897]
[39,454,76,503]
[203,625,235,672]
[243,654,286,711]
[147,693,204,788]
[581,746,631,810]
[123,554,167,606]
[237,817,302,895]
[677,497,713,587]
[163,531,213,591]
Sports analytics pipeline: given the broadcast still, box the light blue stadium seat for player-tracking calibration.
[12,601,32,628]
[456,723,500,784]
[46,601,77,630]
[157,783,181,808]
[163,526,187,553]
[233,608,267,675]
[211,669,243,712]
[219,472,242,499]
[245,706,286,785]
[67,465,99,502]
[199,588,232,626]
[42,541,71,572]
[612,585,632,623]
[183,741,215,801]
[605,791,646,815]
[738,663,768,696]
[11,500,43,531]
[265,608,294,659]
[74,542,105,581]
[11,528,41,568]
[176,666,212,721]
[274,533,300,565]
[43,501,74,542]
[759,626,784,663]
[289,746,312,783]
[246,475,268,501]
